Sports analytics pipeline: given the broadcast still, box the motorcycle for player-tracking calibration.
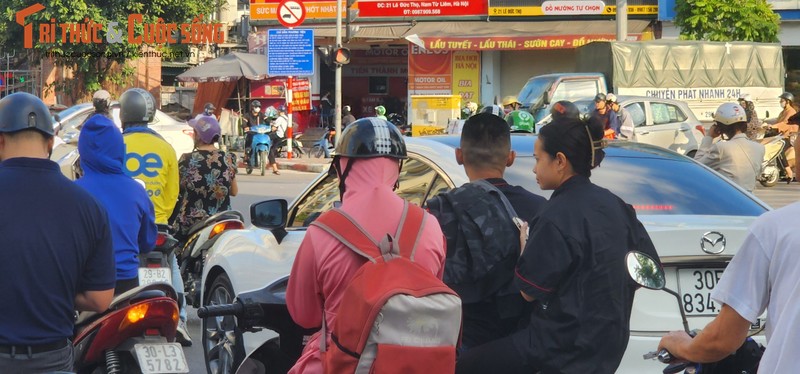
[197,276,315,374]
[247,124,272,176]
[387,113,411,136]
[757,127,796,187]
[274,132,305,158]
[310,128,335,159]
[627,251,764,374]
[73,230,187,373]
[177,210,245,308]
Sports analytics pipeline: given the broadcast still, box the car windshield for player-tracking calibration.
[517,77,554,108]
[504,155,766,216]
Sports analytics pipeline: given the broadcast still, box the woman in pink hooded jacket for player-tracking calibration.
[286,118,446,374]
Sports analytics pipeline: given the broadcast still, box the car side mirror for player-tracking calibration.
[765,110,770,118]
[54,114,61,122]
[251,199,289,243]
[542,91,551,105]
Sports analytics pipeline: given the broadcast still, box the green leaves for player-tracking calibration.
[674,0,779,43]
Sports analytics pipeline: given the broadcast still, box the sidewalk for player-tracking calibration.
[233,151,330,173]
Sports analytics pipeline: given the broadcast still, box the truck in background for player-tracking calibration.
[518,41,785,126]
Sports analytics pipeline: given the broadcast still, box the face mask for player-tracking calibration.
[205,110,213,115]
[253,107,261,113]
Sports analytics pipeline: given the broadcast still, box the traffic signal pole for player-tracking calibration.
[334,0,343,148]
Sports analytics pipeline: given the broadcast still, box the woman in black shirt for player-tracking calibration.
[457,114,661,374]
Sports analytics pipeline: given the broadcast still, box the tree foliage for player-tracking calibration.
[1,0,218,98]
[675,0,780,43]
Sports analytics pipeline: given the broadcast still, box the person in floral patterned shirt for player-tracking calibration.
[172,115,238,240]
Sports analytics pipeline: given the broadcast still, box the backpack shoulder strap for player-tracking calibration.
[471,179,520,220]
[311,209,382,263]
[394,201,427,262]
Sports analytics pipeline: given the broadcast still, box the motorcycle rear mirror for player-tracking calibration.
[251,199,289,242]
[625,251,665,290]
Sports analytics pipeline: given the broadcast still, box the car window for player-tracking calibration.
[651,102,688,125]
[423,174,451,207]
[397,158,439,206]
[62,111,91,134]
[289,175,339,227]
[551,80,599,102]
[625,102,647,127]
[505,155,765,216]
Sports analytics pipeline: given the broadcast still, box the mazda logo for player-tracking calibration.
[701,232,726,254]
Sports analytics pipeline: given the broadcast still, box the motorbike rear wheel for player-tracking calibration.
[760,167,780,187]
[202,273,245,374]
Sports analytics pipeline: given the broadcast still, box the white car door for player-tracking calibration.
[645,101,698,154]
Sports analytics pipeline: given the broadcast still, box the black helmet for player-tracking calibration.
[0,92,54,136]
[251,100,262,109]
[119,88,155,125]
[479,104,505,118]
[334,118,407,159]
[550,100,581,120]
[204,102,216,113]
[593,93,607,103]
[780,92,795,102]
[92,90,111,113]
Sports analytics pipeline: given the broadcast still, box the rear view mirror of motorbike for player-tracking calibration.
[625,251,665,290]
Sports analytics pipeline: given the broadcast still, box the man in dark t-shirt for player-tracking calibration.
[427,113,546,350]
[0,93,115,373]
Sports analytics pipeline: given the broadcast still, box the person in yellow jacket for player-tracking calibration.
[119,88,190,346]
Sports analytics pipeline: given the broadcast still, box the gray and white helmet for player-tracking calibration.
[333,117,407,159]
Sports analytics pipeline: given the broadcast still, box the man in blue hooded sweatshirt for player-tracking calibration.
[76,114,157,295]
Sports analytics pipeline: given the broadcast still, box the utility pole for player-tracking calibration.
[334,0,343,147]
[616,0,628,41]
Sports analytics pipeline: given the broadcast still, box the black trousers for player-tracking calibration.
[115,277,139,296]
[244,133,254,162]
[455,335,538,374]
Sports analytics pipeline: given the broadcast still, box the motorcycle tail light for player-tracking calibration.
[696,125,705,136]
[126,303,150,324]
[155,233,167,247]
[209,221,245,240]
[145,328,161,336]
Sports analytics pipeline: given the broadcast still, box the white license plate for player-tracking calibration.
[676,268,725,316]
[134,343,189,373]
[139,268,172,286]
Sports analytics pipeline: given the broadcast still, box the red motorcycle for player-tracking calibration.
[73,231,189,374]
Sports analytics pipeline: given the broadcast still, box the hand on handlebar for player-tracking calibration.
[657,330,694,363]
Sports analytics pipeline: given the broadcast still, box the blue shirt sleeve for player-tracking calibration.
[139,196,157,254]
[79,207,116,291]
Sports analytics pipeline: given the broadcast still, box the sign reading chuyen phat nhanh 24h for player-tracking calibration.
[267,29,315,77]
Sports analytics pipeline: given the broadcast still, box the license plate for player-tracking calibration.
[676,268,725,316]
[134,343,189,373]
[139,268,172,286]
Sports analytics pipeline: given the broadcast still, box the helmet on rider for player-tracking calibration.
[737,93,753,103]
[502,96,521,110]
[713,103,747,126]
[505,110,535,133]
[550,100,581,121]
[188,115,221,145]
[278,104,287,113]
[480,104,505,118]
[92,90,111,114]
[332,118,407,196]
[264,106,278,119]
[251,100,262,112]
[779,92,795,103]
[0,92,54,137]
[375,105,387,116]
[119,88,156,128]
[203,102,216,116]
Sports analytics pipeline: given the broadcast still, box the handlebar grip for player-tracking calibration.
[197,302,244,318]
[657,349,673,363]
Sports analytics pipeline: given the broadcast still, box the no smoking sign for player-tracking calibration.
[277,0,306,28]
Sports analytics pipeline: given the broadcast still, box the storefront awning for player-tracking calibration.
[310,19,653,49]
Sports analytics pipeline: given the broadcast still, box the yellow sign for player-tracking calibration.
[250,0,352,20]
[451,51,481,102]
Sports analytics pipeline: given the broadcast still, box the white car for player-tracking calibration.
[198,135,769,373]
[536,96,707,157]
[54,102,195,157]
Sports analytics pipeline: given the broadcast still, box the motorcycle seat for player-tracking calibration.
[75,283,178,328]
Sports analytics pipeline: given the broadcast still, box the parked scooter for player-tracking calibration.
[247,124,272,176]
[197,276,314,374]
[177,210,245,308]
[310,128,336,158]
[274,133,305,158]
[73,229,187,373]
[628,251,764,374]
